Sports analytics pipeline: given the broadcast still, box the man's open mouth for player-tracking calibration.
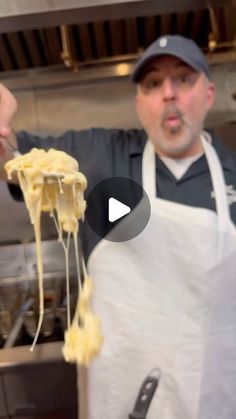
[163,114,181,128]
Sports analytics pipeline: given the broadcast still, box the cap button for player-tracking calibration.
[159,37,167,48]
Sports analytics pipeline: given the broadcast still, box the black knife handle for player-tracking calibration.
[129,368,161,419]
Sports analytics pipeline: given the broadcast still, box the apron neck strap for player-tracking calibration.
[142,140,156,197]
[201,133,230,228]
[142,134,231,229]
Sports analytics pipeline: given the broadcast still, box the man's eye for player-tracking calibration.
[145,79,162,89]
[178,74,190,83]
[175,73,197,86]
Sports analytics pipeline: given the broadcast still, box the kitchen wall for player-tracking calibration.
[7,61,236,136]
[12,79,140,135]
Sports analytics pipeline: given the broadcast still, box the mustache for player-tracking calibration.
[161,106,185,125]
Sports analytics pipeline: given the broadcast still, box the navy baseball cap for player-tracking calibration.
[132,35,210,82]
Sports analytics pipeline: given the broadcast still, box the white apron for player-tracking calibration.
[86,137,236,419]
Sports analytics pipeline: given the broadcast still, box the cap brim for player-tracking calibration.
[131,51,201,83]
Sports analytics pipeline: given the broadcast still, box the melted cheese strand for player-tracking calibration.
[65,232,71,328]
[82,256,88,279]
[51,212,71,327]
[73,231,83,293]
[17,170,44,352]
[30,211,44,351]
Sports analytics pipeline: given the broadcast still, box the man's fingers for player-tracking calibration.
[0,136,14,158]
[0,138,7,157]
[0,83,18,127]
[0,126,12,138]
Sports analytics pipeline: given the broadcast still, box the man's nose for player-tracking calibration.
[161,78,176,101]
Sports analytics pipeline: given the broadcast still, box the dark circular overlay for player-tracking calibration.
[86,177,151,242]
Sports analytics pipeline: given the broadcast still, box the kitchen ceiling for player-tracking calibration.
[0,0,235,74]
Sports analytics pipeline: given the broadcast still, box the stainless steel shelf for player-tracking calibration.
[0,343,78,419]
[0,341,63,369]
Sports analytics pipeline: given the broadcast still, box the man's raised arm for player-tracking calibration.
[0,83,18,182]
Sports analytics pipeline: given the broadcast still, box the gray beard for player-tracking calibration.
[168,125,182,135]
[155,124,200,158]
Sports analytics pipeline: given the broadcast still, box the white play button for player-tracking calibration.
[86,177,151,242]
[108,197,131,223]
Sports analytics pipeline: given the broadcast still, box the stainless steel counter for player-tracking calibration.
[0,341,63,368]
[0,342,78,419]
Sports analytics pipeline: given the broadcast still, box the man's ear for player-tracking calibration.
[135,90,143,120]
[134,90,140,111]
[206,81,215,110]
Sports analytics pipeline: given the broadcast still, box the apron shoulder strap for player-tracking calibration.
[202,135,231,230]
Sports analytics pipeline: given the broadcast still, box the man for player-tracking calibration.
[0,35,236,418]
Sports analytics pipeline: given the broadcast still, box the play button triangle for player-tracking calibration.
[86,177,151,242]
[108,197,131,223]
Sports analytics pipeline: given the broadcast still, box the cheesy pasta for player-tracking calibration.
[5,147,103,364]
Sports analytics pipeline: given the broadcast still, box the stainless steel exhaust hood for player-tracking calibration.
[0,0,234,76]
[0,0,231,33]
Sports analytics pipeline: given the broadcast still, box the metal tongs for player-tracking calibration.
[42,172,65,183]
[42,171,85,186]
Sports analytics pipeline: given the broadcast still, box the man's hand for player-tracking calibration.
[0,82,17,121]
[0,84,18,180]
